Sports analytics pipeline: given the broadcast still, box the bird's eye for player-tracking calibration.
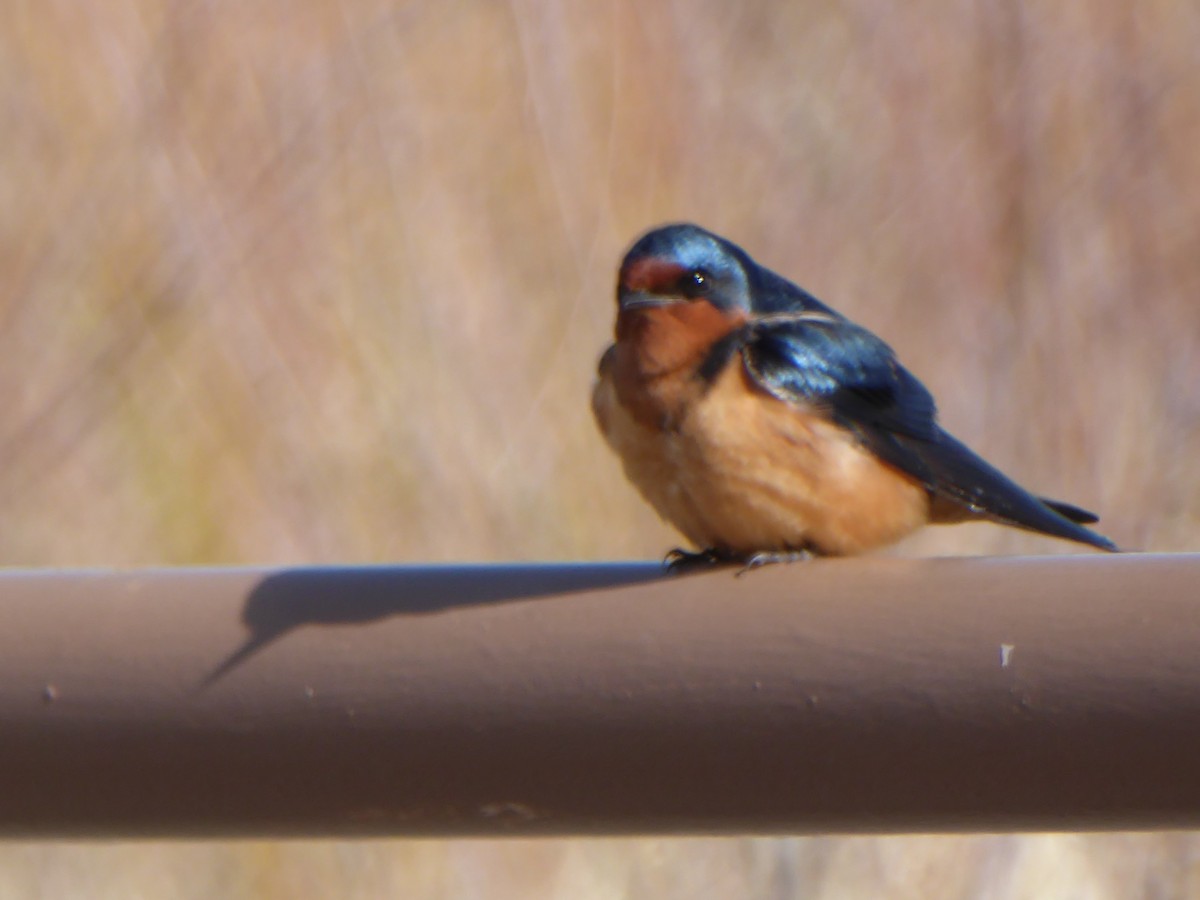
[679,269,709,299]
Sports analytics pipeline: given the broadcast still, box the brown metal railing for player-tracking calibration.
[0,554,1197,837]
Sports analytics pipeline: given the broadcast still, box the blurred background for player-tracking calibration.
[2,0,1198,897]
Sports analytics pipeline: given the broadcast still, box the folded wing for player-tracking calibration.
[740,313,1116,551]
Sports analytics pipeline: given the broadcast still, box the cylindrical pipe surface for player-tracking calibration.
[0,555,1198,836]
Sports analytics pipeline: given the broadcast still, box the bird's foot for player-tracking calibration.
[736,548,815,577]
[663,547,738,574]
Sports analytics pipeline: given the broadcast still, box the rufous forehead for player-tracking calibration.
[619,256,688,291]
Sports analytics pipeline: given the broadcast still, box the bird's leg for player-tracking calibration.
[736,547,815,576]
[663,547,738,574]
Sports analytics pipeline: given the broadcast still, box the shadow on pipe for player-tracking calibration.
[201,562,668,688]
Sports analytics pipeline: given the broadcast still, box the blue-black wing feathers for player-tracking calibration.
[739,314,1116,551]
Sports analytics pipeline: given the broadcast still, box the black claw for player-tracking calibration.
[663,547,736,574]
[663,547,817,576]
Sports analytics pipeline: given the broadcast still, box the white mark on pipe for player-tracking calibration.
[1000,643,1014,668]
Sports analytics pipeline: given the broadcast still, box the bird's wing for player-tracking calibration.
[740,313,1116,551]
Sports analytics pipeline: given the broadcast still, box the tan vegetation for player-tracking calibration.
[1,1,1198,896]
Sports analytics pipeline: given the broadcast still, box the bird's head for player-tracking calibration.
[616,223,754,319]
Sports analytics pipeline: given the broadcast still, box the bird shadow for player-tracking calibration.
[198,562,668,690]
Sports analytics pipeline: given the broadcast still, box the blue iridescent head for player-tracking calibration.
[617,223,755,316]
[617,223,839,319]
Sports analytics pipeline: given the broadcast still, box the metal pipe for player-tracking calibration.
[0,555,1197,837]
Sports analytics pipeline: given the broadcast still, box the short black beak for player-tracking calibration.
[618,287,681,311]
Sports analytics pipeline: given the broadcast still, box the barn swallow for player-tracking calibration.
[592,223,1117,567]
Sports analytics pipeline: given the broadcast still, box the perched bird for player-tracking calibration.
[591,223,1117,567]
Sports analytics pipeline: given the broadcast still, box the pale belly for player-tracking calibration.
[592,358,932,556]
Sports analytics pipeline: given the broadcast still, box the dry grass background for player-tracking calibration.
[1,0,1199,897]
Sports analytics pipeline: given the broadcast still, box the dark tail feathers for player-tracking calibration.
[1039,498,1100,525]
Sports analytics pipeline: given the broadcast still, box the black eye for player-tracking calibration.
[679,269,709,298]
